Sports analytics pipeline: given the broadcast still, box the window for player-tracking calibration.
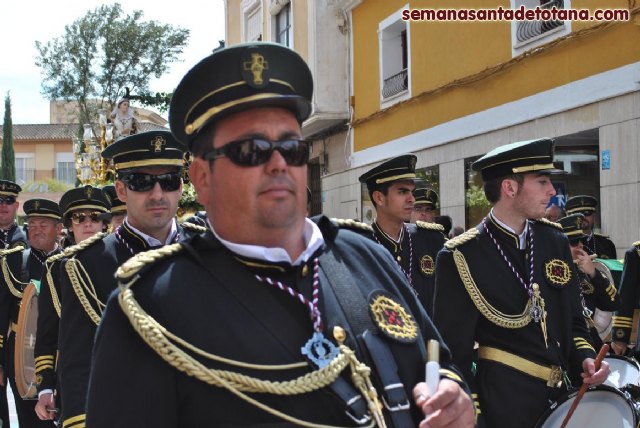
[379,6,411,107]
[275,2,291,47]
[511,0,571,55]
[56,152,76,185]
[464,156,490,229]
[15,154,35,185]
[307,160,322,216]
[244,2,262,42]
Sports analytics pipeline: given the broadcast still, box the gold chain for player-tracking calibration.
[65,259,105,326]
[453,249,532,328]
[1,256,27,298]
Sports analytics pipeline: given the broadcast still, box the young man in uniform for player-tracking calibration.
[34,185,111,421]
[86,42,474,428]
[359,158,445,315]
[57,130,204,428]
[0,199,63,428]
[565,195,617,259]
[433,138,609,428]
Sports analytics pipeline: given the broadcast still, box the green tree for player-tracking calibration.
[35,3,189,123]
[1,92,16,181]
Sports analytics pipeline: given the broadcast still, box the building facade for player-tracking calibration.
[228,0,640,255]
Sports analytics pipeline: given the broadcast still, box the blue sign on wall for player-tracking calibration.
[549,182,567,208]
[601,150,611,170]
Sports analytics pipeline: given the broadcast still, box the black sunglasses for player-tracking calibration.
[119,172,182,192]
[0,196,16,205]
[71,211,103,225]
[203,138,310,167]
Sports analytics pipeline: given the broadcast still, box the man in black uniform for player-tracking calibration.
[0,180,27,249]
[0,199,62,428]
[57,130,202,428]
[0,179,26,427]
[34,186,111,421]
[359,157,445,315]
[86,42,474,428]
[433,138,609,428]
[611,242,640,356]
[565,195,617,259]
[411,187,438,224]
[558,213,619,351]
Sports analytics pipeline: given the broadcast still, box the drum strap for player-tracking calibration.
[320,247,415,428]
[20,249,30,285]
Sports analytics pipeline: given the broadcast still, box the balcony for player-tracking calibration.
[382,68,408,99]
[516,0,565,45]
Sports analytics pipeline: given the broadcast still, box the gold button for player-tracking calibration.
[302,264,309,277]
[397,256,402,262]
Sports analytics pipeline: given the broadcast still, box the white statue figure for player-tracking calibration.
[110,98,138,141]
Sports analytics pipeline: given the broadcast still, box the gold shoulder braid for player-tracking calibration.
[116,245,384,428]
[330,218,373,233]
[535,218,562,230]
[452,249,532,328]
[180,221,208,234]
[444,228,479,250]
[1,244,30,298]
[415,221,445,232]
[63,232,109,325]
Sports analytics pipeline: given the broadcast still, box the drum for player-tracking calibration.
[592,259,623,341]
[15,282,39,399]
[604,355,640,389]
[535,385,638,427]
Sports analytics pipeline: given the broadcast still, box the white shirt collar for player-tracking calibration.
[124,218,178,247]
[208,217,325,266]
[490,209,529,249]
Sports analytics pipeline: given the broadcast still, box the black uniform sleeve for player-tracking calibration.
[58,259,99,427]
[433,249,480,415]
[35,260,61,393]
[0,253,20,368]
[86,290,178,428]
[612,246,640,344]
[589,268,620,312]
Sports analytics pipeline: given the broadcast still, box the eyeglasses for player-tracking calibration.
[119,172,182,192]
[413,206,434,213]
[203,138,310,167]
[0,196,16,205]
[71,211,103,225]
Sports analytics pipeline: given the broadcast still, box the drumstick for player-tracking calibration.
[559,344,609,428]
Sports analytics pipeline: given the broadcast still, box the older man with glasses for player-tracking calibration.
[56,131,206,428]
[0,199,63,428]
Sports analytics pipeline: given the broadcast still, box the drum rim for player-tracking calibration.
[15,282,39,399]
[534,384,637,427]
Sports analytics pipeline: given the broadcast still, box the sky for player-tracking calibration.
[0,0,226,124]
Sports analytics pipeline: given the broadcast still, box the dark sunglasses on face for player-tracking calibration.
[203,138,311,167]
[119,172,182,192]
[71,211,103,225]
[0,196,16,205]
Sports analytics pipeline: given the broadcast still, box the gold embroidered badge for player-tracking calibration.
[369,293,418,343]
[243,53,269,85]
[545,259,571,286]
[151,136,167,152]
[420,254,435,276]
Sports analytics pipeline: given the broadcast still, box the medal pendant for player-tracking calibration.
[301,332,339,369]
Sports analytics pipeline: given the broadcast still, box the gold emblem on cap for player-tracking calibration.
[545,259,571,286]
[420,255,435,276]
[575,216,582,229]
[85,187,93,199]
[34,201,40,210]
[151,136,167,153]
[0,183,5,190]
[243,53,269,85]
